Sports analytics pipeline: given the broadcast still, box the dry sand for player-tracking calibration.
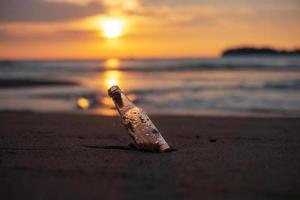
[0,112,299,200]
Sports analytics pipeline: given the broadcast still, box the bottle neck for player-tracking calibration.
[111,91,135,115]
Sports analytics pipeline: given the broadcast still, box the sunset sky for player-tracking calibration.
[0,0,299,59]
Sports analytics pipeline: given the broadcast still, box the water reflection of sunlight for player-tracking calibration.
[105,70,120,88]
[104,58,120,69]
[92,59,124,116]
[103,58,121,89]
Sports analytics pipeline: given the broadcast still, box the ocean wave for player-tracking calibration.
[1,58,300,75]
[128,80,300,96]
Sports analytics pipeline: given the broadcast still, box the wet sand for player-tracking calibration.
[0,78,77,88]
[0,112,299,200]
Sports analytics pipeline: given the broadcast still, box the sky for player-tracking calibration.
[0,0,299,59]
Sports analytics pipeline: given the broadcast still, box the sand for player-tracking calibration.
[0,112,299,200]
[0,78,77,88]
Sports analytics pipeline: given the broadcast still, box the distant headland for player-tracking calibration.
[222,47,300,57]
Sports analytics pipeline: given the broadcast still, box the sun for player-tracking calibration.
[101,19,124,39]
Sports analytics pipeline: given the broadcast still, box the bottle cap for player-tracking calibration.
[108,85,121,97]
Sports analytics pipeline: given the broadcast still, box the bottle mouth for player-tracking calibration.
[107,85,121,97]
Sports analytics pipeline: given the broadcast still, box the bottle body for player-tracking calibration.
[108,85,170,152]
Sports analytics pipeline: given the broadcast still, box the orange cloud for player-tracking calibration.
[0,0,299,59]
[0,0,105,22]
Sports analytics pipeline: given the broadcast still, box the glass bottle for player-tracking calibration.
[108,85,170,152]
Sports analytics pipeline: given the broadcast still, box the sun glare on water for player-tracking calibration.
[105,70,120,88]
[101,19,124,39]
[105,58,120,68]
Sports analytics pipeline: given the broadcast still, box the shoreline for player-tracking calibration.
[0,78,77,88]
[1,109,300,118]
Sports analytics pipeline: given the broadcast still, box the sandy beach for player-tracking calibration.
[0,112,299,200]
[0,78,77,88]
[1,0,299,199]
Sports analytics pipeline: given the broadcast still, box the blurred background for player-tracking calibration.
[0,0,299,116]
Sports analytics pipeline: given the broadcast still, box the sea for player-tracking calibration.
[0,57,300,116]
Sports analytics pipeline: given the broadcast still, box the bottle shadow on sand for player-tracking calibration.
[82,144,177,153]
